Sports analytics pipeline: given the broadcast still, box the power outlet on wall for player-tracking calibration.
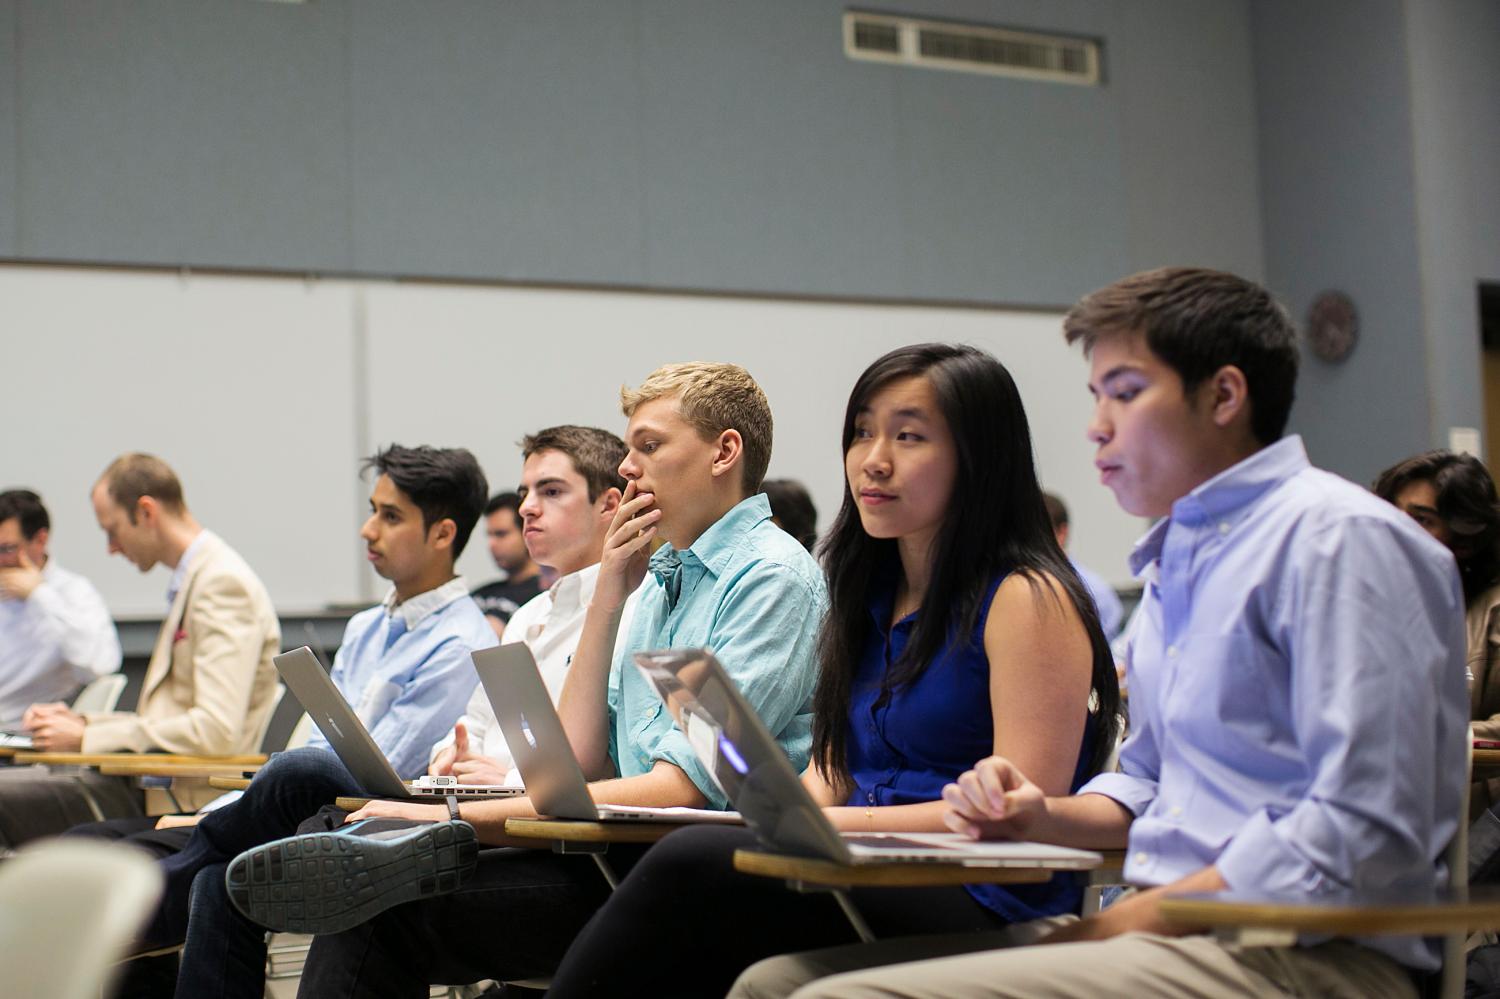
[1449,427,1482,456]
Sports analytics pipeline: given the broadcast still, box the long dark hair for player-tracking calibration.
[1373,450,1500,604]
[811,344,1121,792]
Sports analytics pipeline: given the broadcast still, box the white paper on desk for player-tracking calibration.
[639,806,744,823]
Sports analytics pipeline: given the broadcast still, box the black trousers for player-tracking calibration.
[0,767,142,848]
[297,841,652,998]
[545,825,1009,999]
[65,815,195,859]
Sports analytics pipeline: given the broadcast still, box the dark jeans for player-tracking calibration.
[297,843,650,999]
[545,825,1011,999]
[136,747,368,999]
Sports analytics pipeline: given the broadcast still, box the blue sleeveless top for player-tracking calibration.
[845,572,1096,922]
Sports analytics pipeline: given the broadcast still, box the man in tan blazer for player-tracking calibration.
[21,453,280,813]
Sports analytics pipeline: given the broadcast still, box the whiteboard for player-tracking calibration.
[1,264,1145,616]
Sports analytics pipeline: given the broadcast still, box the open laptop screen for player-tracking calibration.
[633,649,845,860]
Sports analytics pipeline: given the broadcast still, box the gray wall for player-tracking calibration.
[1407,0,1500,447]
[1251,0,1430,480]
[2,1,1497,493]
[1253,0,1500,484]
[0,0,1263,303]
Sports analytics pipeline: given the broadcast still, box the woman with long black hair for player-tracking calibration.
[545,343,1121,999]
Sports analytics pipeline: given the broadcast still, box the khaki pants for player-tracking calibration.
[730,929,1417,999]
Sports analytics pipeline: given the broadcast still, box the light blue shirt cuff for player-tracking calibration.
[1215,808,1340,897]
[1075,772,1157,817]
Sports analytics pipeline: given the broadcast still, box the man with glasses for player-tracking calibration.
[0,488,121,731]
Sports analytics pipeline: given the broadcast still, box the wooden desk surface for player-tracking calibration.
[0,745,22,758]
[14,751,267,767]
[733,849,1058,888]
[208,776,254,791]
[335,796,371,812]
[98,762,263,778]
[1474,748,1500,779]
[504,818,687,844]
[1160,888,1500,936]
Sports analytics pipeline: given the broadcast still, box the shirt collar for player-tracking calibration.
[1129,435,1310,576]
[548,562,599,616]
[166,529,211,607]
[648,493,773,581]
[382,575,471,630]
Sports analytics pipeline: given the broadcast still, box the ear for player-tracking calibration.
[709,429,744,481]
[596,487,623,520]
[135,495,159,528]
[427,517,458,552]
[31,527,49,550]
[1204,365,1251,431]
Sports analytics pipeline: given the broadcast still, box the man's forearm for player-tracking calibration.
[454,763,705,844]
[1038,864,1227,946]
[554,599,626,778]
[453,792,539,844]
[1035,792,1136,848]
[585,761,706,809]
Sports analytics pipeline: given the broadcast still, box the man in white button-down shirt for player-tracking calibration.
[428,424,642,784]
[0,489,121,729]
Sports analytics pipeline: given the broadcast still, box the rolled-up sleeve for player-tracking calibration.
[638,563,826,809]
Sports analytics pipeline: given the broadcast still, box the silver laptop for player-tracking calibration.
[0,731,32,750]
[470,644,741,824]
[273,646,523,800]
[632,648,1102,869]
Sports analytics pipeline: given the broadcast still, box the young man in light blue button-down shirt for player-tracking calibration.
[735,269,1467,999]
[291,363,827,996]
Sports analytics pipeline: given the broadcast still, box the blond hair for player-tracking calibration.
[620,362,773,492]
[98,453,187,523]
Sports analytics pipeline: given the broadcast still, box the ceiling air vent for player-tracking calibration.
[843,11,1101,86]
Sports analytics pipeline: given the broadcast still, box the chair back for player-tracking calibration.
[253,683,288,752]
[0,840,162,999]
[1100,713,1128,774]
[70,673,127,714]
[1438,738,1474,999]
[284,712,317,750]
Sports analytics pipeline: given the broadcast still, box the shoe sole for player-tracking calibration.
[225,821,478,935]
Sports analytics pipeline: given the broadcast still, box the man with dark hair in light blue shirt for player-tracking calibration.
[732,268,1467,999]
[295,444,497,775]
[265,362,826,997]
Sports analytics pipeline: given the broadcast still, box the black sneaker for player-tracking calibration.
[225,818,478,934]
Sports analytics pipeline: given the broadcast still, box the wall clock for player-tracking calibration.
[1306,290,1358,363]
